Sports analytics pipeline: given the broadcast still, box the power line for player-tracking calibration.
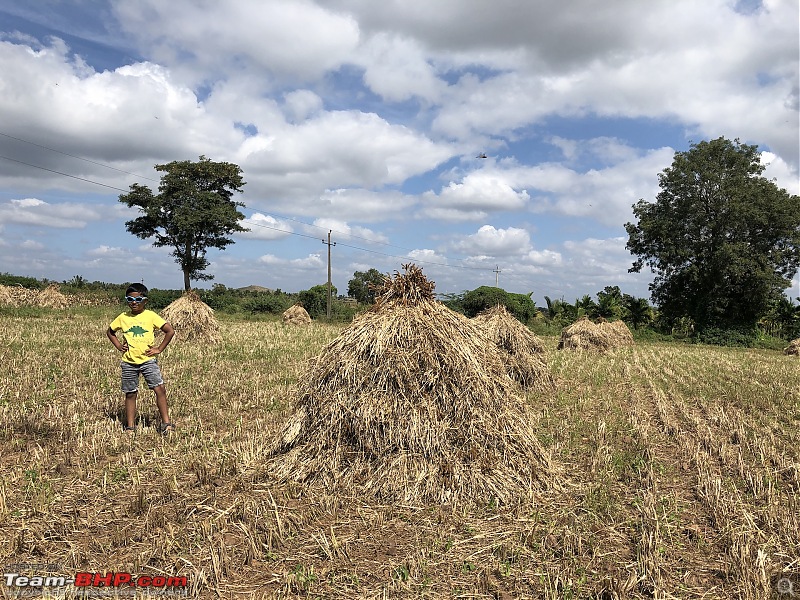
[0,154,131,193]
[0,130,158,182]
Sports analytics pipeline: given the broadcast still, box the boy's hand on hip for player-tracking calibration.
[145,347,162,356]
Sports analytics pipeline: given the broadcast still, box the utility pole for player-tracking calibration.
[493,265,501,287]
[322,230,336,318]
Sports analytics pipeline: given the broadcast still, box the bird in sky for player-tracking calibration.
[476,153,487,159]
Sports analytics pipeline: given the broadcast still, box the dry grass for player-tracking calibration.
[282,304,311,326]
[472,304,554,391]
[1,301,799,599]
[161,290,222,344]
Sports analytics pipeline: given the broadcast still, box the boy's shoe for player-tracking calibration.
[122,425,135,436]
[158,422,175,435]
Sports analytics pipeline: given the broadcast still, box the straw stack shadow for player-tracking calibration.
[267,264,557,505]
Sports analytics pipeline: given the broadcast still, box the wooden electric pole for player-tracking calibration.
[322,230,336,318]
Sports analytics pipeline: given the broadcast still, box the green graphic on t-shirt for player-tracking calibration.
[125,325,148,337]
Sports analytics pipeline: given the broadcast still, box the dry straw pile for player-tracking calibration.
[472,304,554,391]
[784,339,800,355]
[34,284,70,309]
[282,304,312,325]
[160,290,222,343]
[558,316,634,351]
[267,264,555,506]
[0,285,21,306]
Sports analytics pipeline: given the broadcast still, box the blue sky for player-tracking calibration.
[0,0,797,305]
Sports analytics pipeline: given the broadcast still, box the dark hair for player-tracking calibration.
[126,283,149,296]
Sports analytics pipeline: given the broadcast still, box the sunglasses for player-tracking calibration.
[125,296,147,303]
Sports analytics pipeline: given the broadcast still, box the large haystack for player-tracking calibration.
[558,316,634,351]
[34,284,70,309]
[160,290,221,344]
[784,339,800,355]
[267,264,555,505]
[283,304,311,325]
[472,304,554,391]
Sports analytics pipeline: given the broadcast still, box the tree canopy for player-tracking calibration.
[461,286,537,321]
[118,156,247,290]
[625,137,800,332]
[347,268,386,304]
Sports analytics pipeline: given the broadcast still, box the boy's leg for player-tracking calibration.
[153,384,170,424]
[120,361,139,431]
[125,392,138,428]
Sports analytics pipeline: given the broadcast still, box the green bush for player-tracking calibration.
[695,326,758,347]
[243,294,291,315]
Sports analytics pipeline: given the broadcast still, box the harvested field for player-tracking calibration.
[1,304,799,599]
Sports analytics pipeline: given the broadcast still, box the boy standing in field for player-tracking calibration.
[106,283,176,435]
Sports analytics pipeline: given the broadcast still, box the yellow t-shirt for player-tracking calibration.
[109,309,167,365]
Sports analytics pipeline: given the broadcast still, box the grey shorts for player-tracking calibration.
[120,359,165,393]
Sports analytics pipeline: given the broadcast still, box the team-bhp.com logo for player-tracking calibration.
[4,568,188,595]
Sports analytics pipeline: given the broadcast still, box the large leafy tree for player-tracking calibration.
[347,268,386,304]
[119,156,247,290]
[625,137,800,333]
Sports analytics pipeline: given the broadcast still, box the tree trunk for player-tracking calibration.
[183,268,191,291]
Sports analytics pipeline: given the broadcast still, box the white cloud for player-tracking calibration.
[0,198,105,228]
[454,225,532,256]
[239,213,293,240]
[257,253,324,269]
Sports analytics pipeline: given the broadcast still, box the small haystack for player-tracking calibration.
[558,316,634,351]
[784,339,800,355]
[34,284,70,309]
[267,264,555,505]
[283,304,312,325]
[599,318,635,347]
[472,304,554,391]
[160,290,222,343]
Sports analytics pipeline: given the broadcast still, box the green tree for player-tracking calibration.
[347,268,386,304]
[462,286,536,321]
[622,294,653,330]
[118,156,247,291]
[625,137,800,333]
[298,284,338,319]
[596,286,623,320]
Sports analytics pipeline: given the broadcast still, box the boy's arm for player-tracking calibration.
[106,327,128,352]
[146,322,175,356]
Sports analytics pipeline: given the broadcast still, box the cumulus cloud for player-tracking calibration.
[239,213,293,240]
[257,253,324,269]
[0,198,105,228]
[453,225,532,256]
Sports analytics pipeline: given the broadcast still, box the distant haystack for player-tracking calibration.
[267,264,556,506]
[558,316,633,351]
[283,304,312,325]
[472,304,554,391]
[35,284,70,309]
[160,290,221,344]
[784,339,800,355]
[598,319,635,348]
